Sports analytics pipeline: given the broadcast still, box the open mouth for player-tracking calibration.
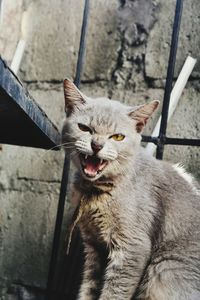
[79,153,108,178]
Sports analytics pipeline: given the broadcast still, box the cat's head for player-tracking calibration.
[62,79,159,181]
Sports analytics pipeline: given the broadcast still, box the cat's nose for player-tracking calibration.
[91,141,103,154]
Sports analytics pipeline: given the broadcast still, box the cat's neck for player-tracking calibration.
[74,173,116,195]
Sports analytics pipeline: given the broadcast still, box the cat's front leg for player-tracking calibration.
[99,246,149,300]
[77,243,103,300]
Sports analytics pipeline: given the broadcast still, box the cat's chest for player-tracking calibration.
[79,193,119,246]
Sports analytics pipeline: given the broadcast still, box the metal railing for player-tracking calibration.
[46,0,200,298]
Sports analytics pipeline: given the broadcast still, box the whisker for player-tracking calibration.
[61,142,75,146]
[32,141,75,165]
[63,132,76,138]
[63,145,75,149]
[118,153,128,160]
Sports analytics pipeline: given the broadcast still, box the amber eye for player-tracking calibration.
[110,134,125,141]
[78,123,92,133]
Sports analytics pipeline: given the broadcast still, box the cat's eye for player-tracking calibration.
[110,134,125,141]
[78,123,92,133]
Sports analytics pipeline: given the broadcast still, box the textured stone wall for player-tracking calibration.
[0,0,199,299]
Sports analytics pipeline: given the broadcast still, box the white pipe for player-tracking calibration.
[10,39,26,74]
[10,10,28,74]
[146,55,197,156]
[0,0,4,26]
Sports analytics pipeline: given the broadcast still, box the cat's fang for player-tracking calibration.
[98,160,107,171]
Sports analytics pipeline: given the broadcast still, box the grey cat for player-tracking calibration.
[62,79,200,300]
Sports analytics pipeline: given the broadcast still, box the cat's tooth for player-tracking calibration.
[100,159,103,164]
[85,154,88,159]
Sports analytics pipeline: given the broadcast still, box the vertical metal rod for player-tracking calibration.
[74,0,90,88]
[46,155,70,298]
[46,0,90,298]
[156,0,184,159]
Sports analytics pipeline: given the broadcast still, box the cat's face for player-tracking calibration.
[62,79,158,181]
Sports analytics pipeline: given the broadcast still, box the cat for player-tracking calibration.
[62,78,200,300]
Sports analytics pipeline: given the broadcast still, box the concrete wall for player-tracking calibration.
[0,0,199,299]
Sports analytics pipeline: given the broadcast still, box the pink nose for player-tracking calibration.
[91,141,103,153]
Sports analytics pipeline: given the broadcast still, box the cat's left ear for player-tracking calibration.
[128,100,159,133]
[63,78,86,116]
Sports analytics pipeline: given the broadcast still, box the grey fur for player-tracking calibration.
[62,79,200,300]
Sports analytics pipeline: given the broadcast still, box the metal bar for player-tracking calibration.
[46,0,90,298]
[142,135,200,147]
[0,57,61,150]
[53,1,90,296]
[46,155,70,298]
[165,137,200,146]
[142,135,159,145]
[156,0,184,159]
[57,228,84,300]
[74,0,90,88]
[58,1,90,296]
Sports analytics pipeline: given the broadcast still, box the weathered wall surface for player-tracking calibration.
[0,0,199,299]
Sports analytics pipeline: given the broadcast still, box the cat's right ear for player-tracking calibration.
[128,100,159,133]
[63,78,86,116]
